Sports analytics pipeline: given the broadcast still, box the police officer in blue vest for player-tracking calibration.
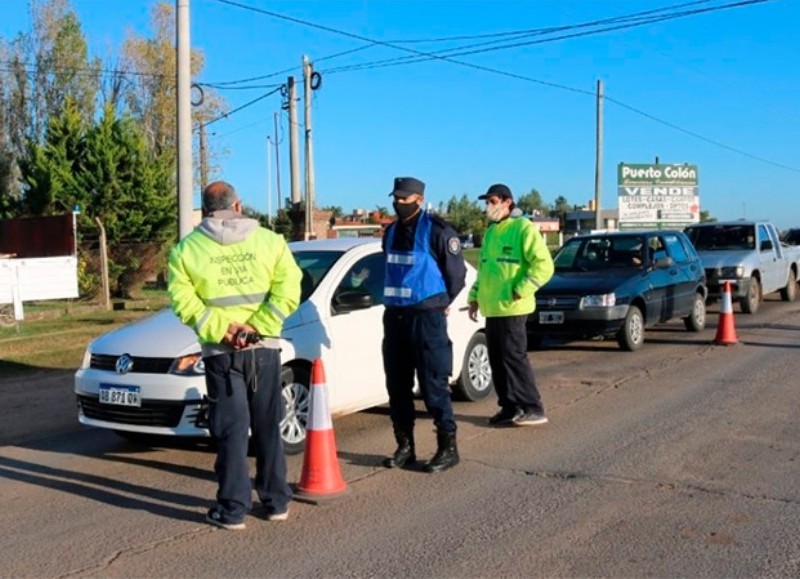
[382,176,467,473]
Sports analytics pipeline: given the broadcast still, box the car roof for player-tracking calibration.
[572,229,685,239]
[686,220,759,228]
[288,237,381,252]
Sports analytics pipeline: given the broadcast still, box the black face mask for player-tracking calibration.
[393,200,419,221]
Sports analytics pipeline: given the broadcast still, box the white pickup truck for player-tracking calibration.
[684,220,800,314]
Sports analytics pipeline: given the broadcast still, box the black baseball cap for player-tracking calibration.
[478,183,513,201]
[389,177,425,198]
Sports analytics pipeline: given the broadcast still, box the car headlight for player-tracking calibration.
[580,293,616,308]
[719,266,744,279]
[169,353,205,376]
[79,347,91,370]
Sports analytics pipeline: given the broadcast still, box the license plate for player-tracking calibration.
[539,311,564,324]
[99,384,141,407]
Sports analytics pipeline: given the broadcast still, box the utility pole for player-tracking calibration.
[594,79,604,231]
[266,135,271,227]
[287,76,301,207]
[176,0,193,239]
[199,121,209,193]
[302,55,316,240]
[273,111,282,214]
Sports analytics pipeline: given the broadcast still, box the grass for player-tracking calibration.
[463,247,479,268]
[0,290,170,377]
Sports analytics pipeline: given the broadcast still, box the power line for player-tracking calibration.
[212,0,797,173]
[0,61,169,80]
[200,44,375,87]
[202,86,283,128]
[322,1,770,74]
[198,1,716,87]
[382,0,715,44]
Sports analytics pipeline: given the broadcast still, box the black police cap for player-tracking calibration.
[478,183,513,201]
[389,177,425,198]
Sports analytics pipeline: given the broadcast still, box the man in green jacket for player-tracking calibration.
[168,181,302,530]
[468,184,554,426]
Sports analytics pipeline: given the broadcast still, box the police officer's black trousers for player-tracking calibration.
[204,348,291,523]
[382,308,456,433]
[485,315,544,414]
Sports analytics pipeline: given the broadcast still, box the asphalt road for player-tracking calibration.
[1,297,799,578]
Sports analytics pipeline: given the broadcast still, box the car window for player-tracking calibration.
[645,236,666,263]
[781,229,800,245]
[555,236,645,270]
[292,250,345,302]
[757,225,772,251]
[663,234,688,263]
[685,225,755,250]
[333,253,386,308]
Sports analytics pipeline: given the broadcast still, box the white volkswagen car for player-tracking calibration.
[75,238,493,453]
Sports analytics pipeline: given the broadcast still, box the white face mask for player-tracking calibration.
[486,203,509,223]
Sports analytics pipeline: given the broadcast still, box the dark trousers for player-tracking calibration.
[382,308,456,433]
[204,348,291,523]
[485,315,544,414]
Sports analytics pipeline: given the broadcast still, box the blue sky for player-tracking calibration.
[3,0,799,229]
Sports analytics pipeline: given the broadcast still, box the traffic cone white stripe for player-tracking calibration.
[720,284,733,314]
[308,380,332,431]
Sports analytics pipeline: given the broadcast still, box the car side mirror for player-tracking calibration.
[333,291,374,314]
[653,256,674,269]
[760,239,773,252]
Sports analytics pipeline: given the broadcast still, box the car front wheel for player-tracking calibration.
[617,305,645,351]
[780,270,797,302]
[740,276,760,314]
[683,292,706,332]
[452,332,494,401]
[280,365,310,455]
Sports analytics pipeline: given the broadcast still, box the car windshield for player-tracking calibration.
[554,235,646,272]
[685,225,755,251]
[781,229,800,245]
[292,250,346,302]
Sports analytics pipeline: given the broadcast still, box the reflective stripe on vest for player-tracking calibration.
[383,212,447,307]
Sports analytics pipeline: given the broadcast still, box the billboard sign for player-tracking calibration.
[617,163,699,229]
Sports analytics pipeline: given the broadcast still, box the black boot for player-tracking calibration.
[383,429,415,468]
[424,430,459,473]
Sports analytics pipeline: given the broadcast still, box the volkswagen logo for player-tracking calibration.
[547,298,558,307]
[115,354,134,375]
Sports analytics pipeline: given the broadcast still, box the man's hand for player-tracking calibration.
[468,301,479,322]
[223,322,258,349]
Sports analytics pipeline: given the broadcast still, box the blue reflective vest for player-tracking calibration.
[384,212,447,307]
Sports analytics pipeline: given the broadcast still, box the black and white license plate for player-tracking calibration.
[99,384,141,407]
[538,311,564,324]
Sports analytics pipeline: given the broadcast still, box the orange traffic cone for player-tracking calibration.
[293,358,351,504]
[713,281,739,345]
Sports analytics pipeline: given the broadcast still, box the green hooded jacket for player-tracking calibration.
[167,211,301,356]
[468,216,554,317]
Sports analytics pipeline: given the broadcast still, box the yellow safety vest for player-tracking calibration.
[468,217,554,317]
[168,226,301,345]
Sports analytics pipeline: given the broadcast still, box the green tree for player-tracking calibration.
[699,210,716,223]
[1,1,98,212]
[445,194,484,235]
[18,97,86,216]
[516,188,549,216]
[26,0,99,141]
[551,195,571,217]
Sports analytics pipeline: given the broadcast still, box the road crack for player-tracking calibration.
[58,527,211,578]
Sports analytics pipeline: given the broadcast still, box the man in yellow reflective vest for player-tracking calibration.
[168,181,301,530]
[468,184,554,427]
